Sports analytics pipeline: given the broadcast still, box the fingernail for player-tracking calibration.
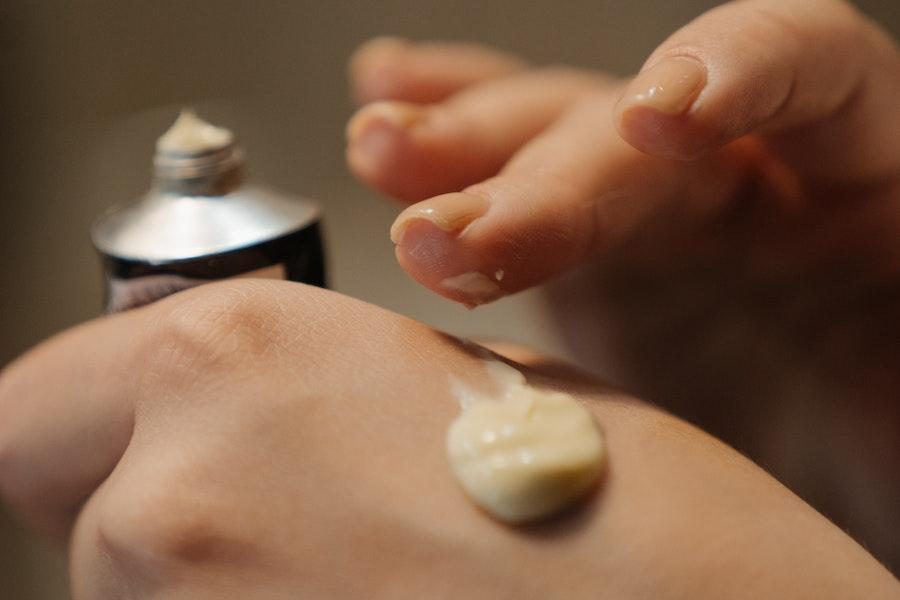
[350,36,409,76]
[346,101,424,141]
[439,271,504,308]
[617,57,706,116]
[352,36,410,67]
[390,193,489,244]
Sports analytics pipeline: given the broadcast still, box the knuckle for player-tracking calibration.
[137,281,288,386]
[747,5,804,46]
[98,463,249,568]
[745,0,866,49]
[360,63,411,99]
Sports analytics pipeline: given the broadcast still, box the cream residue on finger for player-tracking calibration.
[157,109,234,154]
[440,271,503,306]
[446,356,606,523]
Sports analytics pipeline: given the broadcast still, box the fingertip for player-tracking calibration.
[345,102,434,203]
[394,217,507,308]
[614,105,711,161]
[613,57,714,160]
[346,101,423,142]
[351,36,409,65]
[349,36,412,105]
[345,120,410,199]
[346,101,503,204]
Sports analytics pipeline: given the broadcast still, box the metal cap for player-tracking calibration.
[91,185,321,263]
[92,110,321,263]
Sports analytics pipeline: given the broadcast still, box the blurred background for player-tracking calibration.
[1,1,897,597]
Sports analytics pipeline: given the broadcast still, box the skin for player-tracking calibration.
[346,0,900,571]
[0,281,898,599]
[0,0,898,597]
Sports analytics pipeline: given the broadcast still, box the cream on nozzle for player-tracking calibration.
[156,109,234,155]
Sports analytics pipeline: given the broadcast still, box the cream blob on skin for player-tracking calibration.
[156,109,234,154]
[447,358,606,523]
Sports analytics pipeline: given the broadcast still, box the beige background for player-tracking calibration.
[1,1,897,597]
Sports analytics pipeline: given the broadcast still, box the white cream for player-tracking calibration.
[447,358,606,523]
[439,271,503,306]
[156,109,234,154]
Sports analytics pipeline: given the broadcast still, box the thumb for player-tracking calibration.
[613,0,900,183]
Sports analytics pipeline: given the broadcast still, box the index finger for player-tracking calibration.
[0,310,144,538]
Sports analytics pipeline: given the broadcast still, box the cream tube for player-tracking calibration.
[92,109,325,312]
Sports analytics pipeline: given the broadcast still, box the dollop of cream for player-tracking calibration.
[156,109,234,154]
[447,359,605,523]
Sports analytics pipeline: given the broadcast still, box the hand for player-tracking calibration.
[345,0,900,567]
[347,0,899,307]
[1,281,896,598]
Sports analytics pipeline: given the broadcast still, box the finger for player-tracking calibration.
[350,37,528,105]
[613,0,900,183]
[0,313,148,538]
[390,88,750,307]
[346,68,604,203]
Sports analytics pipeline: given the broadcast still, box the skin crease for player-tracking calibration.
[0,0,897,597]
[0,280,897,599]
[346,0,900,572]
